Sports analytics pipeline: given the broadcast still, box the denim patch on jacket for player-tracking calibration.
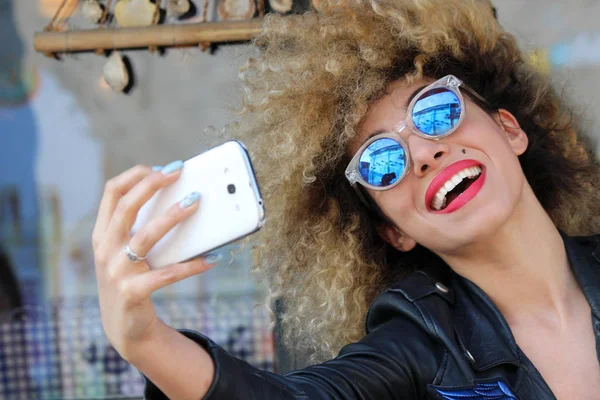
[428,378,519,399]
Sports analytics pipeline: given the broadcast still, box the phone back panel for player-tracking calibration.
[132,141,264,269]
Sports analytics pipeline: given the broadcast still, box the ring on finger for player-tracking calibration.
[124,244,147,263]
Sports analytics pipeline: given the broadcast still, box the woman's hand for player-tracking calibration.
[92,161,217,360]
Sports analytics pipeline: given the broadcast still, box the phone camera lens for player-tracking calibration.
[227,184,236,194]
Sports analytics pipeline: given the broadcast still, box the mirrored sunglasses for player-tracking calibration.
[345,75,488,191]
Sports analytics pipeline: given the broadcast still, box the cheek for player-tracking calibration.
[372,184,417,223]
[481,126,524,177]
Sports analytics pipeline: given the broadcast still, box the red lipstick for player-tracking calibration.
[425,159,486,214]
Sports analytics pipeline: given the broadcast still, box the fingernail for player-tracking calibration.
[152,165,163,171]
[162,160,184,175]
[179,191,200,208]
[204,252,223,264]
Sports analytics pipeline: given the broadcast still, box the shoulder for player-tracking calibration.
[563,232,600,264]
[570,233,600,251]
[360,270,456,363]
[365,270,454,334]
[283,273,453,400]
[335,271,456,393]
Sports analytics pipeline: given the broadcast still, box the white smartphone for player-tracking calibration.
[131,141,265,269]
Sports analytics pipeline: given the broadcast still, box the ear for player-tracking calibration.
[376,222,417,252]
[496,109,528,156]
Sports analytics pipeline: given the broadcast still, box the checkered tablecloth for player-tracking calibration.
[0,296,274,400]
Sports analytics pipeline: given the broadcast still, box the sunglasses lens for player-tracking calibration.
[412,88,461,136]
[358,138,407,187]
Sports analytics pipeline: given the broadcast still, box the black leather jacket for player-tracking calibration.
[144,233,600,399]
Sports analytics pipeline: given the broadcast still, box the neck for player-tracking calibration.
[440,184,581,328]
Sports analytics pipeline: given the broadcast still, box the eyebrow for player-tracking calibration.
[362,84,428,143]
[404,84,427,110]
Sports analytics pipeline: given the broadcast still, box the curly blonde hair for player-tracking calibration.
[230,0,600,363]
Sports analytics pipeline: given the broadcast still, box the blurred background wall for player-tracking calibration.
[0,0,599,398]
[2,0,263,304]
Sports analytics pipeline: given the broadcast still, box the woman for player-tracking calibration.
[0,246,22,320]
[92,0,600,398]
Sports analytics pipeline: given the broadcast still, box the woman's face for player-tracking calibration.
[351,79,529,255]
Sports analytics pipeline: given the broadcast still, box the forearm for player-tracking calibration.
[127,320,215,400]
[135,321,417,400]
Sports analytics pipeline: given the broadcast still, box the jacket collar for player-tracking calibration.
[451,232,600,372]
[562,232,600,320]
[451,273,521,371]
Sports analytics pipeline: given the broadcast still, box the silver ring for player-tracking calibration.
[124,244,146,263]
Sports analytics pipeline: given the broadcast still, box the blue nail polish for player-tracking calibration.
[162,160,184,175]
[180,191,201,208]
[204,252,223,264]
[152,165,163,171]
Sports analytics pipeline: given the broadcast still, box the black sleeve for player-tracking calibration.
[143,313,442,400]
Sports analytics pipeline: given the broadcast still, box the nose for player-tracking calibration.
[407,135,449,177]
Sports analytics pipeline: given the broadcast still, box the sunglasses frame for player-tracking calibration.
[345,75,487,194]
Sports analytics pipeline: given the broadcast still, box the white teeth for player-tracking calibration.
[431,166,482,211]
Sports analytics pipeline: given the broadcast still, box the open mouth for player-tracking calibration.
[431,166,483,211]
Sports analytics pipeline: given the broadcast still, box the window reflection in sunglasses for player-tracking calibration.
[359,138,406,186]
[413,89,461,136]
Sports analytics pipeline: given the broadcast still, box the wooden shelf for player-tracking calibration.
[34,18,265,54]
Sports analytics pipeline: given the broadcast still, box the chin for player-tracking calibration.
[428,202,516,254]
